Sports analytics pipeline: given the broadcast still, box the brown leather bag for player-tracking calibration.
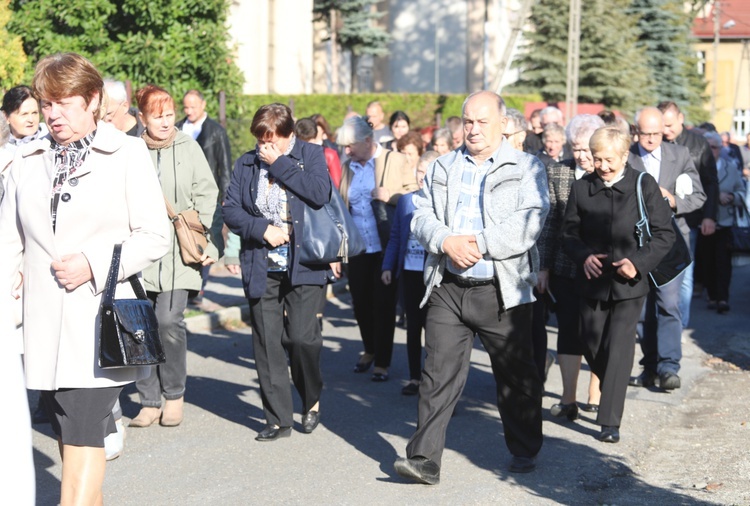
[164,197,209,265]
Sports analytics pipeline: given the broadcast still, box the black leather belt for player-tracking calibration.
[443,271,495,288]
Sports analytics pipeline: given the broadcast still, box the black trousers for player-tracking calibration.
[406,280,543,466]
[531,288,548,380]
[347,252,397,368]
[550,275,586,356]
[248,272,326,428]
[697,227,733,302]
[401,270,427,381]
[579,296,644,428]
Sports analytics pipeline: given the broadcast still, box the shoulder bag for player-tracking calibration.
[164,197,209,265]
[296,151,366,265]
[635,172,692,288]
[99,244,166,369]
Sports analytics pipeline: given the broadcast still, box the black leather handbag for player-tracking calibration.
[299,185,366,265]
[99,244,166,368]
[635,172,692,288]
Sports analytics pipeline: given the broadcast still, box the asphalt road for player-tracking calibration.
[30,264,750,505]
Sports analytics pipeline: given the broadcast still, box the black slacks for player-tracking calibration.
[401,269,427,381]
[697,227,733,302]
[347,252,397,368]
[248,272,326,428]
[406,280,543,466]
[579,296,644,427]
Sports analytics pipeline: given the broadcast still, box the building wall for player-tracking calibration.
[228,0,314,94]
[695,40,750,133]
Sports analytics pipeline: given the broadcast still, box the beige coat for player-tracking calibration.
[0,122,171,390]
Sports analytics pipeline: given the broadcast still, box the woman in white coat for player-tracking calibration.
[0,53,170,505]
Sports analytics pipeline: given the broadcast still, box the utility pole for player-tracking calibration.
[565,0,582,122]
[491,0,534,93]
[711,0,720,120]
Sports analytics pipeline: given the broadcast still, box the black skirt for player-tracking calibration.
[41,386,122,447]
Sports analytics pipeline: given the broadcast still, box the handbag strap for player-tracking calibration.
[379,150,391,187]
[102,244,149,306]
[635,172,652,247]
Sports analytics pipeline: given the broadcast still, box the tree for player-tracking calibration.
[512,0,655,115]
[313,0,390,92]
[627,0,707,123]
[0,0,25,91]
[8,0,243,113]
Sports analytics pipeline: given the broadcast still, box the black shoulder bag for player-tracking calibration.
[635,172,692,288]
[99,244,166,368]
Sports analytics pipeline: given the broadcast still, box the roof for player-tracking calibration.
[693,1,750,39]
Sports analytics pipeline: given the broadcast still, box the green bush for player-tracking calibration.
[222,92,542,159]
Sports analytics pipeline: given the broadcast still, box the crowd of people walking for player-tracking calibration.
[2,52,749,503]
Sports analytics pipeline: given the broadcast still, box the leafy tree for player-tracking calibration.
[0,0,26,91]
[8,0,243,113]
[627,0,707,123]
[512,0,655,115]
[313,0,390,92]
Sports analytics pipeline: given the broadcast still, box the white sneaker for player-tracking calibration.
[105,419,125,461]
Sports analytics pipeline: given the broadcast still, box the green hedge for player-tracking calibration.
[221,92,542,159]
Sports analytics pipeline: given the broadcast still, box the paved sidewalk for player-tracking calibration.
[29,264,750,505]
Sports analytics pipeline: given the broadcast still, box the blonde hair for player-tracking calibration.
[589,126,631,158]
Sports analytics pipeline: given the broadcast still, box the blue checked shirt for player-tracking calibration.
[444,146,500,280]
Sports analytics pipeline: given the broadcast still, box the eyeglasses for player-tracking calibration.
[503,130,525,139]
[638,132,662,138]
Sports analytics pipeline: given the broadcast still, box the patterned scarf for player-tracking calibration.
[256,135,296,228]
[50,130,96,231]
[142,127,177,150]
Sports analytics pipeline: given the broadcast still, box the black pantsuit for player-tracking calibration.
[406,280,543,465]
[249,272,326,428]
[347,252,397,368]
[697,227,733,303]
[579,296,644,427]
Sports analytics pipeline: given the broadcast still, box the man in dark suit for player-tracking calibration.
[176,90,233,304]
[657,101,718,328]
[627,107,706,390]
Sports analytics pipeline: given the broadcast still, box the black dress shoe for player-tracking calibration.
[717,301,730,314]
[659,372,681,390]
[394,456,440,485]
[581,403,599,413]
[509,456,536,473]
[401,382,420,396]
[550,402,578,421]
[629,370,657,387]
[302,411,320,433]
[255,425,292,442]
[598,425,620,443]
[353,357,374,373]
[372,372,389,382]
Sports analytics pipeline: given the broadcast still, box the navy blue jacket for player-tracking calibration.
[381,191,419,278]
[222,140,332,299]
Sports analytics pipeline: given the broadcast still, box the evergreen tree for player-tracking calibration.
[313,0,390,91]
[512,0,655,115]
[8,0,243,111]
[628,0,707,123]
[0,0,25,91]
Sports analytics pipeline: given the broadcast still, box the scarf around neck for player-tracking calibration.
[142,128,177,150]
[257,135,296,227]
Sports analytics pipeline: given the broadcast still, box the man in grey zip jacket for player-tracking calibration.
[394,91,549,484]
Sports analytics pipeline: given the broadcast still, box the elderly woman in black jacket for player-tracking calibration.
[562,126,674,444]
[223,103,332,441]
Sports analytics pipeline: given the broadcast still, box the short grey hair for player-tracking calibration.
[565,114,605,144]
[420,150,440,165]
[542,123,565,142]
[103,79,128,104]
[505,108,528,132]
[704,131,722,148]
[336,115,373,146]
[432,127,451,145]
[540,106,563,124]
[0,113,10,147]
[461,91,506,117]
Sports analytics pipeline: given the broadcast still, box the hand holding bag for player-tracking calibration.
[164,197,210,265]
[99,244,166,369]
[635,172,692,287]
